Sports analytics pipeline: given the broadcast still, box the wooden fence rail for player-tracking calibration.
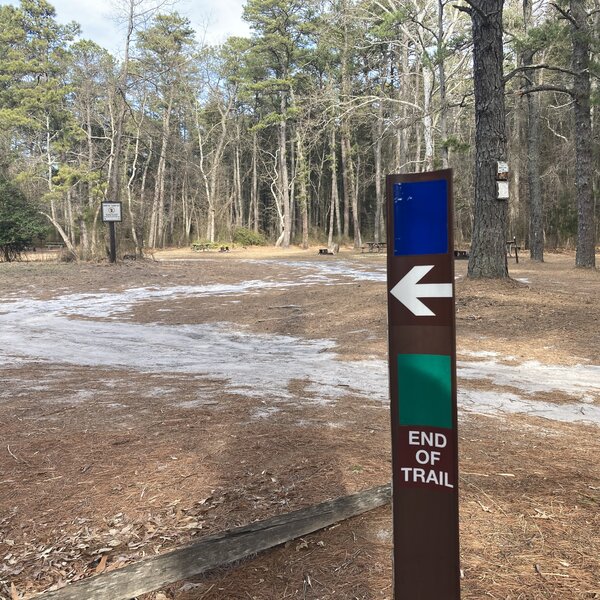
[38,484,392,600]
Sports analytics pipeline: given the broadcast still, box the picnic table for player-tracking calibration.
[362,242,387,253]
[191,243,230,252]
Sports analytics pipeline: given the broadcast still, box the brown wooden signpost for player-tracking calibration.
[386,169,461,599]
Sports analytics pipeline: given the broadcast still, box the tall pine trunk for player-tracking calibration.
[251,131,259,233]
[570,0,595,268]
[525,51,543,261]
[149,93,173,248]
[296,129,309,249]
[279,93,291,247]
[328,128,340,249]
[374,100,384,243]
[466,0,509,278]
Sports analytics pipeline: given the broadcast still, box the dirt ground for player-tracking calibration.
[0,247,599,599]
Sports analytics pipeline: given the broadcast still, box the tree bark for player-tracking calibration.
[466,0,509,278]
[234,138,243,229]
[422,63,434,170]
[296,128,309,249]
[374,99,384,244]
[148,92,173,248]
[279,93,291,247]
[328,128,340,249]
[106,0,135,209]
[525,47,544,261]
[570,0,595,268]
[437,0,449,169]
[251,131,259,233]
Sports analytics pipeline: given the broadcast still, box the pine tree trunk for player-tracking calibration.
[156,96,173,248]
[251,131,259,233]
[279,93,291,247]
[84,101,95,258]
[352,150,361,248]
[466,0,509,278]
[296,129,309,249]
[328,128,340,248]
[340,129,352,240]
[438,0,449,169]
[106,0,134,209]
[422,64,434,170]
[234,142,243,229]
[149,93,173,248]
[374,101,383,244]
[570,0,595,268]
[525,47,543,261]
[139,138,152,251]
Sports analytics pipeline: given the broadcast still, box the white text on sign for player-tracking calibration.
[401,429,454,489]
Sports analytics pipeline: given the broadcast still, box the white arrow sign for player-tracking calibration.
[390,265,453,317]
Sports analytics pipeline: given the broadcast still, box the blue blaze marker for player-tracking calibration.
[393,179,448,256]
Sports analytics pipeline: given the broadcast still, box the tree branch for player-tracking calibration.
[465,0,502,20]
[453,3,472,16]
[550,2,577,26]
[504,64,578,84]
[512,84,573,97]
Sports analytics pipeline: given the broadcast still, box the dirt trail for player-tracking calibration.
[0,249,598,599]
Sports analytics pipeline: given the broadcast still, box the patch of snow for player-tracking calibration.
[50,389,96,404]
[461,350,500,358]
[245,259,387,282]
[459,388,600,426]
[146,387,179,398]
[176,399,220,409]
[159,257,387,282]
[251,406,281,420]
[457,359,600,399]
[0,290,387,404]
[376,529,392,542]
[1,279,599,427]
[2,281,305,320]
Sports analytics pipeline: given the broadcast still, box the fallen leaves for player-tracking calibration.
[0,495,215,598]
[94,555,107,574]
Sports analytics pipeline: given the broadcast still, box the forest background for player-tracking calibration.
[0,0,598,264]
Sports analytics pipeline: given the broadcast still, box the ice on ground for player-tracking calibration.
[245,259,387,282]
[158,256,388,283]
[1,290,387,403]
[31,281,305,319]
[1,276,599,426]
[251,406,282,420]
[459,388,600,425]
[457,358,600,400]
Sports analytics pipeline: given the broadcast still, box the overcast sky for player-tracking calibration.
[0,0,251,54]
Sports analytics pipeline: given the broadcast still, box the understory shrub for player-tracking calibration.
[232,227,267,246]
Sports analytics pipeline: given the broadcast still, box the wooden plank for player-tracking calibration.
[38,484,391,600]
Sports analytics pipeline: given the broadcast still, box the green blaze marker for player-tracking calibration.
[397,353,452,429]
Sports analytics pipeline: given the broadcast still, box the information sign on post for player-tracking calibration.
[101,202,121,263]
[386,169,461,599]
[101,202,122,223]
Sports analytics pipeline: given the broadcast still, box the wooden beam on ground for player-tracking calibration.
[38,484,391,600]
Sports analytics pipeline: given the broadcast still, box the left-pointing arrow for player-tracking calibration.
[390,265,452,317]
